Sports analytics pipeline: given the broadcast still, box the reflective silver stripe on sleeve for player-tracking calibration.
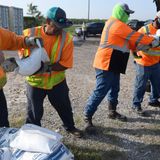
[144,50,160,56]
[122,30,136,52]
[56,30,67,62]
[144,25,150,35]
[101,44,130,52]
[103,20,116,44]
[135,34,144,47]
[30,27,35,36]
[100,30,136,53]
[99,22,138,53]
[99,20,116,48]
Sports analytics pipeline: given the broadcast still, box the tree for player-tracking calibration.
[27,3,40,17]
[27,3,45,26]
[153,0,160,11]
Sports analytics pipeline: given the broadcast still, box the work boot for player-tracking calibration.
[108,110,127,122]
[148,100,160,107]
[84,116,95,134]
[84,116,93,128]
[108,102,127,122]
[132,106,146,116]
[66,127,83,138]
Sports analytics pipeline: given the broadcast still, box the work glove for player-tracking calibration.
[151,36,160,48]
[1,57,18,72]
[25,36,44,47]
[33,62,52,74]
[132,52,142,59]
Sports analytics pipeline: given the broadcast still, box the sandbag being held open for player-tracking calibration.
[15,40,50,76]
[1,40,50,76]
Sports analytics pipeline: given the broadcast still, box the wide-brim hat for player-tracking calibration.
[46,7,73,28]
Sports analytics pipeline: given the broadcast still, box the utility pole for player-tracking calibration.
[88,0,90,21]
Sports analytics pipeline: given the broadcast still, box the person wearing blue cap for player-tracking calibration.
[19,7,82,138]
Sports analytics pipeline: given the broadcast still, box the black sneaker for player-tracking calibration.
[148,101,160,107]
[67,127,83,138]
[108,111,127,122]
[132,106,146,116]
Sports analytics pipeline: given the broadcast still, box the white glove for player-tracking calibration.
[25,36,44,47]
[151,35,159,47]
[1,57,18,72]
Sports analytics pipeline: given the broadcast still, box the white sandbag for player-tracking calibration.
[10,124,63,154]
[0,128,18,147]
[46,143,74,160]
[11,143,74,160]
[16,40,50,76]
[11,148,48,160]
[0,147,12,160]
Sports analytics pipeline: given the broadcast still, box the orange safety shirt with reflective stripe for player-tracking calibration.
[0,27,26,50]
[19,26,73,89]
[93,17,155,74]
[0,27,27,88]
[135,23,160,66]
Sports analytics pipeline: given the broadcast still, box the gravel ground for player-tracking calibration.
[3,37,160,160]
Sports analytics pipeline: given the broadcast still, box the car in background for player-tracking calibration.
[127,20,145,31]
[75,22,105,36]
[144,19,153,26]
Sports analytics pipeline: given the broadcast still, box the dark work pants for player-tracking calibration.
[0,89,9,127]
[26,80,75,130]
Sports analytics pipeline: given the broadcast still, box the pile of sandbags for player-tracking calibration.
[0,124,74,160]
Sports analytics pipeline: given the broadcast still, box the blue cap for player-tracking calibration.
[46,7,72,28]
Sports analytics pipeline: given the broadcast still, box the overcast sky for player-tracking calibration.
[0,0,157,20]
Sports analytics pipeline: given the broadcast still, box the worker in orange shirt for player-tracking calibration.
[132,11,160,116]
[83,3,160,130]
[19,7,82,138]
[0,27,43,127]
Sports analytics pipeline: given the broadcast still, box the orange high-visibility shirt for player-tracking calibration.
[0,27,26,50]
[135,24,160,66]
[93,17,155,73]
[19,26,73,68]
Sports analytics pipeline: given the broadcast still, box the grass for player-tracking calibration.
[65,144,127,160]
[9,114,129,160]
[9,115,102,159]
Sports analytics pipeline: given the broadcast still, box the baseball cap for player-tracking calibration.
[120,3,134,14]
[46,7,73,28]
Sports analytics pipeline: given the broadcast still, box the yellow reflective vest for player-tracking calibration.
[21,26,72,89]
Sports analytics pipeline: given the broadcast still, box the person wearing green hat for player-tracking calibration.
[83,3,160,131]
[18,7,82,138]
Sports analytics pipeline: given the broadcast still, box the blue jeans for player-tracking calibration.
[132,63,160,108]
[84,69,120,117]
